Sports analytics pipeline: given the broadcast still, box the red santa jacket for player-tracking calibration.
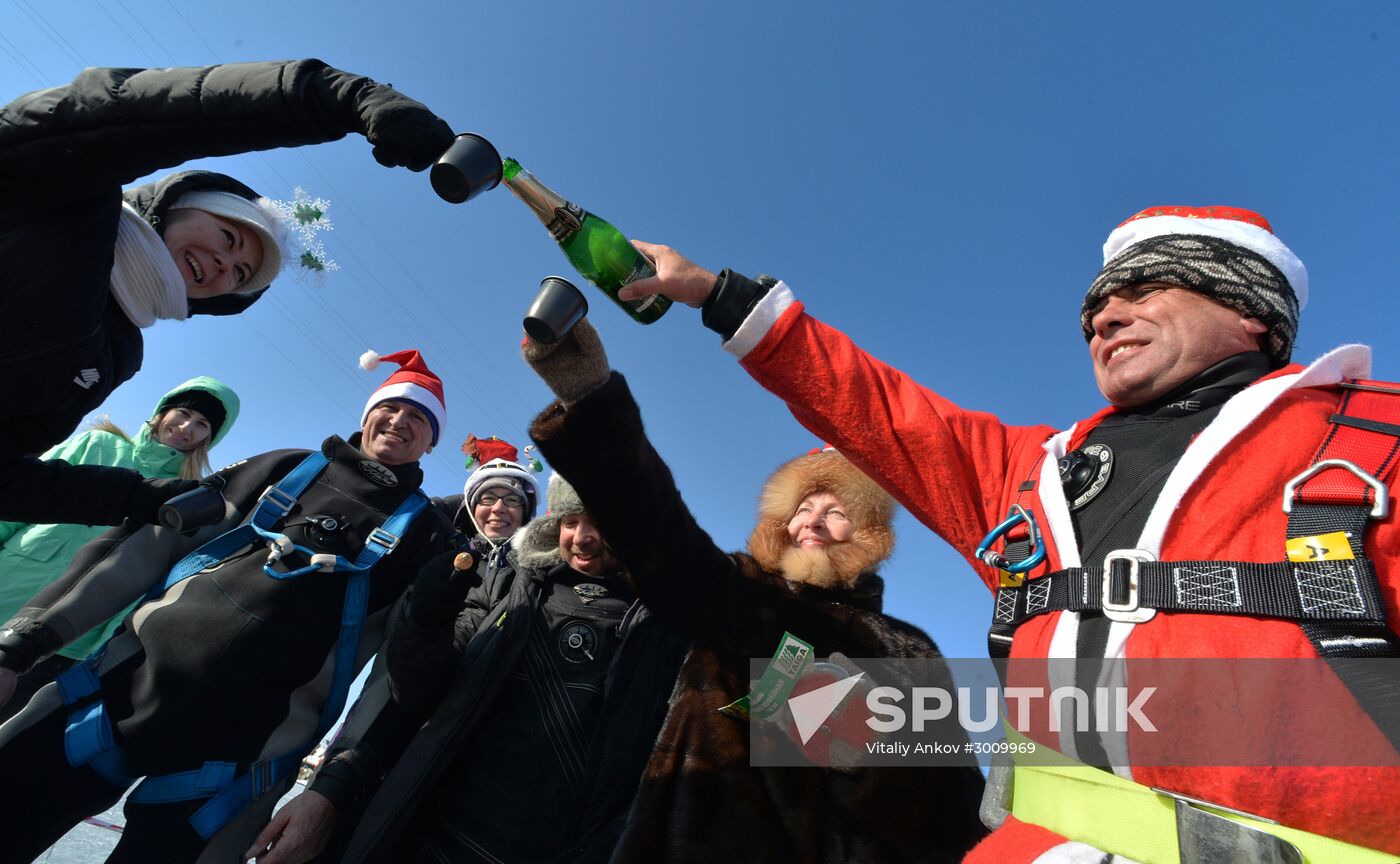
[726,282,1400,860]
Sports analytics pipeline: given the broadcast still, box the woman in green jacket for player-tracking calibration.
[0,376,240,718]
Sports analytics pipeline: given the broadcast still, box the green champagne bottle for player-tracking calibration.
[501,157,670,324]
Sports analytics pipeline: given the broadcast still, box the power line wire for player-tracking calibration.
[13,0,86,70]
[93,0,155,61]
[109,0,177,65]
[0,29,53,86]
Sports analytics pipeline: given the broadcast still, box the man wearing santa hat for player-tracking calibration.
[617,208,1400,863]
[0,349,458,864]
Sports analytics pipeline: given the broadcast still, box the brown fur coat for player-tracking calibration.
[531,373,986,864]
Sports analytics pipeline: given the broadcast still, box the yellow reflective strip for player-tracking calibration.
[1007,726,1396,864]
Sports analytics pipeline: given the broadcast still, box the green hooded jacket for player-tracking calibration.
[0,376,239,659]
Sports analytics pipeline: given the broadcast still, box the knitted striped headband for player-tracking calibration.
[1081,206,1307,366]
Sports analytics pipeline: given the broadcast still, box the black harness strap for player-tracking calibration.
[1285,379,1400,751]
[990,558,1388,628]
[986,454,1048,658]
[986,378,1400,750]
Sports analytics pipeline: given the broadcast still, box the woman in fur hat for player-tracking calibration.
[523,320,986,863]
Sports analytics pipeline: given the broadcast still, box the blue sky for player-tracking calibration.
[3,1,1399,662]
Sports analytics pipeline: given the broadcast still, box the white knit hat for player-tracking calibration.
[465,458,542,518]
[170,190,288,293]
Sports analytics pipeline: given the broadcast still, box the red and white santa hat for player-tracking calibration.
[359,349,446,445]
[1081,205,1308,365]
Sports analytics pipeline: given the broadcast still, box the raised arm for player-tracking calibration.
[0,59,453,201]
[620,243,1058,565]
[0,450,293,684]
[523,325,745,633]
[0,432,193,526]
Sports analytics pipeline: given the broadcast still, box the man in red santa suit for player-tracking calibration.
[615,206,1400,863]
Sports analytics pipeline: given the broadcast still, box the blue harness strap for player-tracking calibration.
[184,492,425,838]
[63,700,128,785]
[56,659,100,706]
[56,451,429,839]
[150,451,332,598]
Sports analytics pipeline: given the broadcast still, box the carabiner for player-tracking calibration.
[973,505,1046,574]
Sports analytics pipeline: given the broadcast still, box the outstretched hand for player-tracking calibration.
[618,241,718,308]
[521,318,611,404]
[244,789,337,864]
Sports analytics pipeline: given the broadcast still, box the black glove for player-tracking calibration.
[407,548,481,628]
[359,94,454,171]
[128,478,199,526]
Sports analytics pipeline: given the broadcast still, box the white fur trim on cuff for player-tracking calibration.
[724,281,796,360]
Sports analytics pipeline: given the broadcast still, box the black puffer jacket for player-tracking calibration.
[0,60,452,525]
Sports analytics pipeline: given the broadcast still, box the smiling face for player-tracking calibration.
[786,491,855,549]
[1088,282,1268,407]
[359,399,434,466]
[473,486,527,539]
[558,511,619,577]
[162,208,265,300]
[154,407,212,452]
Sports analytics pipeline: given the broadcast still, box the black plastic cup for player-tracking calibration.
[524,276,589,344]
[431,133,503,204]
[159,479,227,532]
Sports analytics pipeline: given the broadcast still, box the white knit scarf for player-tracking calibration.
[110,202,188,328]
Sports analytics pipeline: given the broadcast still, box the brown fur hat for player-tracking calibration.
[747,449,896,589]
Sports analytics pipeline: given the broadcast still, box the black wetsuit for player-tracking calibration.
[0,434,452,862]
[1068,352,1272,765]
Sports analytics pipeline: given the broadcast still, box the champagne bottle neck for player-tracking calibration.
[502,165,585,242]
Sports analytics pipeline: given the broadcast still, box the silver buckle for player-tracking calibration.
[1282,458,1389,519]
[1151,787,1302,864]
[1101,549,1156,623]
[366,527,401,553]
[256,485,297,518]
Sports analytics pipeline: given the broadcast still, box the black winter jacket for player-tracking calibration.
[0,59,450,526]
[310,534,688,864]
